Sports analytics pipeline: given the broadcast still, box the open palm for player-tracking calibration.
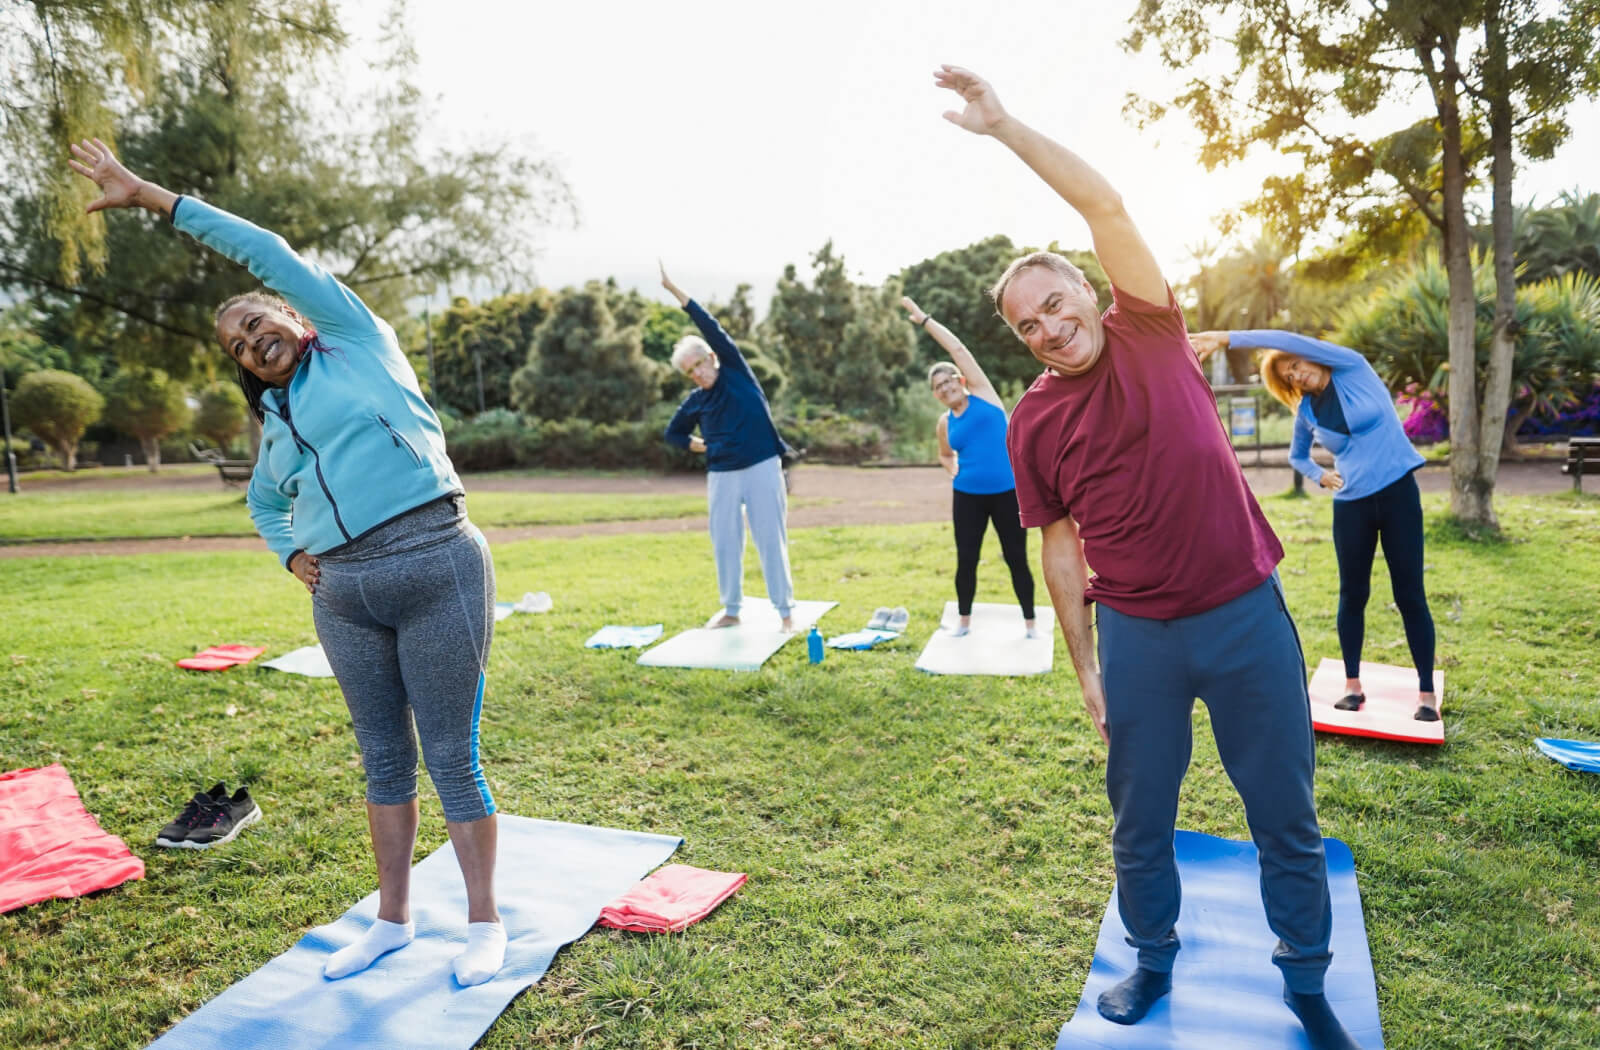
[67,138,142,213]
[934,65,1008,135]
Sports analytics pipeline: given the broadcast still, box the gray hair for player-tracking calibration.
[988,251,1091,318]
[671,335,714,370]
[928,362,961,388]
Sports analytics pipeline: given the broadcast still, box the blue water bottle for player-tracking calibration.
[807,625,824,664]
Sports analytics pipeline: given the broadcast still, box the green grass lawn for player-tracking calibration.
[2,494,1598,1048]
[0,487,722,542]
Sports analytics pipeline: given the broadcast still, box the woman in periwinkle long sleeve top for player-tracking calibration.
[70,139,509,985]
[1192,329,1438,721]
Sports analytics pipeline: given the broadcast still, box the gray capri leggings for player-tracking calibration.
[312,495,496,822]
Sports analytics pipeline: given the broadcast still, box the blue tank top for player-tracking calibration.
[946,395,1016,494]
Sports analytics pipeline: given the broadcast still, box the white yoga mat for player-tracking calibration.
[637,599,836,671]
[914,601,1055,676]
[261,644,335,678]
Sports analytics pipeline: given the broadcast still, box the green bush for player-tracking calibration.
[781,405,889,464]
[444,411,701,472]
[11,369,103,470]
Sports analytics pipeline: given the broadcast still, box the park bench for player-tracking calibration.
[1564,436,1600,493]
[191,443,254,488]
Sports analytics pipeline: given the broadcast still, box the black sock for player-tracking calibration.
[1283,988,1361,1050]
[1096,967,1171,1025]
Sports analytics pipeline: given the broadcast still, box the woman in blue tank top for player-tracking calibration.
[901,297,1037,637]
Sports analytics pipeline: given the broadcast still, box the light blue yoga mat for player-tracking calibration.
[1056,831,1383,1050]
[1536,737,1600,774]
[147,816,681,1050]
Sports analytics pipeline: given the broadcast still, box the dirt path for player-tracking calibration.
[1,457,1579,559]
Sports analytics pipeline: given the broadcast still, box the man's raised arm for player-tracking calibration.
[934,65,1166,306]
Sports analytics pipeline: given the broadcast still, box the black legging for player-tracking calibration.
[952,488,1035,619]
[1331,471,1435,693]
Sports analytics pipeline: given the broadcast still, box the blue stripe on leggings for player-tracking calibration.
[469,671,495,816]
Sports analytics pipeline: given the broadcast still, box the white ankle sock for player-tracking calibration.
[324,917,414,979]
[452,920,507,986]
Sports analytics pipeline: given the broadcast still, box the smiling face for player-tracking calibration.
[216,298,306,387]
[1276,355,1332,396]
[930,368,968,410]
[999,266,1106,376]
[679,347,720,391]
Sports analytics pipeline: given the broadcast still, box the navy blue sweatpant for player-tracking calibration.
[1096,574,1333,994]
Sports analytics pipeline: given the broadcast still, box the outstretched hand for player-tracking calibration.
[934,65,1009,136]
[1189,331,1229,362]
[67,138,144,213]
[659,259,688,308]
[900,296,929,325]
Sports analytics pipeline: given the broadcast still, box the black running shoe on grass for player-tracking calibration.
[184,786,262,848]
[156,783,227,848]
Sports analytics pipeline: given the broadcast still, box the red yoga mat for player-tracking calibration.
[0,764,145,913]
[1308,658,1445,745]
[597,863,747,933]
[177,644,266,671]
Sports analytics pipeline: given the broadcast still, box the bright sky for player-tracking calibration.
[377,0,1596,307]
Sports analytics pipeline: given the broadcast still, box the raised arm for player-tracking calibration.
[935,67,1166,306]
[1224,330,1372,373]
[68,138,376,340]
[659,260,690,308]
[1040,515,1108,745]
[902,296,1002,407]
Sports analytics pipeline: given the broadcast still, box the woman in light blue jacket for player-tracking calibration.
[1193,329,1437,721]
[71,139,507,985]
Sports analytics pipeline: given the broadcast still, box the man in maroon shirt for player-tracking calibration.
[935,65,1360,1050]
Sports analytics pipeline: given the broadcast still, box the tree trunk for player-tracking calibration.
[141,434,162,472]
[57,439,77,471]
[1434,30,1496,528]
[1478,0,1518,525]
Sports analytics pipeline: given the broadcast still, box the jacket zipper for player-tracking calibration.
[279,396,352,541]
[377,414,423,466]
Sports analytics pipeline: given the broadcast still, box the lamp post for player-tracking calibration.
[0,363,18,494]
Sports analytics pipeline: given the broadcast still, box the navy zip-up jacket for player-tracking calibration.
[663,301,786,473]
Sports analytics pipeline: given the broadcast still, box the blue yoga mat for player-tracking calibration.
[1056,831,1383,1050]
[1536,737,1600,773]
[148,816,681,1050]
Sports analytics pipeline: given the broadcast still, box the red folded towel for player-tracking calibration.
[177,644,266,671]
[597,863,747,933]
[0,764,145,913]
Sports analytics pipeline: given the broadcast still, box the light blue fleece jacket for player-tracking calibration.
[1230,329,1424,501]
[173,197,463,567]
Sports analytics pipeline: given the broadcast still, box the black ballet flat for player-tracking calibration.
[1334,693,1365,711]
[1414,703,1440,722]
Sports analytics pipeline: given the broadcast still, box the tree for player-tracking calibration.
[1473,192,1600,285]
[102,367,190,470]
[429,291,551,417]
[194,382,248,452]
[11,369,103,470]
[706,283,758,342]
[1338,253,1600,454]
[510,283,664,423]
[1,1,573,385]
[900,235,1109,393]
[761,241,915,420]
[1126,0,1600,529]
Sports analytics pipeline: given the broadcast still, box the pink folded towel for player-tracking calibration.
[597,863,747,933]
[177,644,266,671]
[0,764,145,913]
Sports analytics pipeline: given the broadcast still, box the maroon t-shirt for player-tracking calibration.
[1007,284,1283,619]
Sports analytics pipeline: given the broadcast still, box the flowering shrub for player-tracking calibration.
[1397,385,1450,444]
